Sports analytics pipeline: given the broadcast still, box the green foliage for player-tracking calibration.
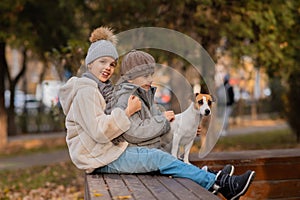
[2,0,298,79]
[218,1,295,76]
[17,0,83,53]
[50,39,88,79]
[0,0,24,41]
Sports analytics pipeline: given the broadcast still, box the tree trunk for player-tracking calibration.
[0,42,8,146]
[39,55,48,84]
[251,100,257,120]
[7,83,17,135]
[0,113,7,147]
[7,47,27,136]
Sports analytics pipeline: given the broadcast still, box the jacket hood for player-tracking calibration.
[59,77,98,115]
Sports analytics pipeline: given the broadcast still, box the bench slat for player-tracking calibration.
[157,176,201,200]
[121,174,156,200]
[103,174,132,198]
[175,178,220,200]
[85,174,111,199]
[138,175,178,199]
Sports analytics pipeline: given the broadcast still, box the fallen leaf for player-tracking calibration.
[113,195,132,199]
[94,192,103,197]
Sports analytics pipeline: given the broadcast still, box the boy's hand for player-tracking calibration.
[125,95,141,117]
[196,124,202,136]
[164,110,175,122]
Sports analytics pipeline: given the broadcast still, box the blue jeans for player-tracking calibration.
[93,147,216,190]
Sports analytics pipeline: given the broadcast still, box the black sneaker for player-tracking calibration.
[204,164,235,194]
[216,170,255,200]
[202,164,235,176]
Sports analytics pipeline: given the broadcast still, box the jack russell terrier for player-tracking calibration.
[161,93,215,164]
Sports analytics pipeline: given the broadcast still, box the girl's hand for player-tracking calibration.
[125,95,141,117]
[164,110,175,122]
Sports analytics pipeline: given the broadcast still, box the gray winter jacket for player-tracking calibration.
[113,82,170,148]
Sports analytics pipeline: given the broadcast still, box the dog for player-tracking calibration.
[161,93,215,164]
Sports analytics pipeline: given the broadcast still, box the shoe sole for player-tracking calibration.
[230,171,256,200]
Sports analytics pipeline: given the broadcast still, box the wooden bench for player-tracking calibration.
[85,173,219,200]
[85,149,300,199]
[190,148,300,199]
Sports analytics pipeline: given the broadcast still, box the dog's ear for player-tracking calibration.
[210,94,217,102]
[195,93,199,97]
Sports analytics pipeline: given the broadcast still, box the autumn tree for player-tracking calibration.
[1,0,299,140]
[211,0,300,140]
[0,0,83,136]
[0,0,21,141]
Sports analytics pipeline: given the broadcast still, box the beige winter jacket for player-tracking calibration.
[59,77,130,173]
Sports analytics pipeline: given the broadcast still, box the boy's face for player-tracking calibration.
[88,56,117,82]
[129,73,153,91]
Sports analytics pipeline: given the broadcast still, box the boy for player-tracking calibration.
[113,50,174,148]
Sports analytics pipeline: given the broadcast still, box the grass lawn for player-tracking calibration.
[0,144,67,159]
[190,128,299,153]
[213,128,299,152]
[0,128,299,199]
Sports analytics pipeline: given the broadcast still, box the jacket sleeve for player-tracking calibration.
[114,92,170,144]
[124,112,170,144]
[72,87,131,143]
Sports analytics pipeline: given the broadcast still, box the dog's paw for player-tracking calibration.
[184,160,191,165]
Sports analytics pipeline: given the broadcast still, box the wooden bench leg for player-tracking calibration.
[84,173,91,200]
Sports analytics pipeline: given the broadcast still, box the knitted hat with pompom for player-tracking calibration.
[85,27,118,65]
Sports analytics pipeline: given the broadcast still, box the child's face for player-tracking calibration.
[88,56,117,82]
[129,73,153,91]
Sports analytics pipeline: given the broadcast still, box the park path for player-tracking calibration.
[0,149,70,170]
[227,118,289,136]
[0,118,290,171]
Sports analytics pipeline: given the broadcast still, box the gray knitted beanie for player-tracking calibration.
[120,50,155,81]
[85,27,118,65]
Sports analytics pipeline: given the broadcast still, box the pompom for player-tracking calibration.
[89,27,117,45]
